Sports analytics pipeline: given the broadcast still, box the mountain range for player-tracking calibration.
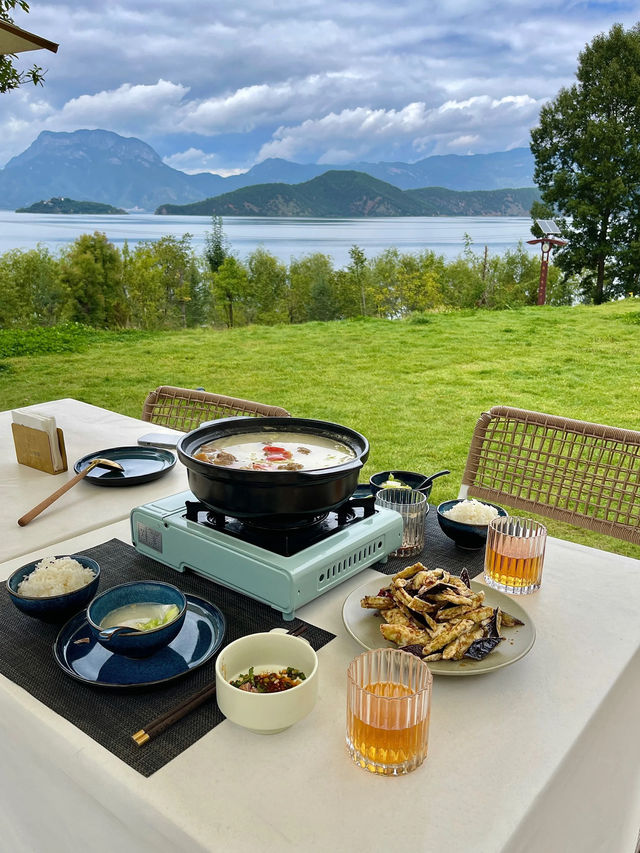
[0,129,536,212]
[156,171,539,217]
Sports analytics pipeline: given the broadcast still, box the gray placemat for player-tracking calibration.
[377,504,486,578]
[0,538,335,777]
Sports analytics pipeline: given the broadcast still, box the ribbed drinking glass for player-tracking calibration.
[346,648,432,776]
[484,515,547,594]
[374,488,428,557]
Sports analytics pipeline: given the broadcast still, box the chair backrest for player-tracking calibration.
[141,386,291,433]
[460,405,640,545]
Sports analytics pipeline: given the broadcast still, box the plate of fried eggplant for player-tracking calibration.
[342,563,535,676]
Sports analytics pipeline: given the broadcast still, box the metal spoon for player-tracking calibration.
[17,457,124,526]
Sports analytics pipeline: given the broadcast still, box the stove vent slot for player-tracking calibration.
[317,539,385,587]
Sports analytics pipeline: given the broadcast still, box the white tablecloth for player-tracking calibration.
[1,399,186,563]
[1,519,639,853]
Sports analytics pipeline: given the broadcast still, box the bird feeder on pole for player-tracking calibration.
[527,220,567,305]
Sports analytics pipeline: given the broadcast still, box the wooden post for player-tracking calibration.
[538,243,551,305]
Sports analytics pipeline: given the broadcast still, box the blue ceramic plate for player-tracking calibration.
[53,594,226,688]
[73,446,176,486]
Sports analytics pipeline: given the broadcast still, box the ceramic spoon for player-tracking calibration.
[17,458,124,526]
[416,469,450,490]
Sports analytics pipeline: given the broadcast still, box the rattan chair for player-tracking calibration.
[459,406,640,545]
[141,386,291,433]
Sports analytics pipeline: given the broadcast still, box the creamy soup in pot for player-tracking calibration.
[193,431,356,471]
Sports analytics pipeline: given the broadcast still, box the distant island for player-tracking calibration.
[16,197,127,214]
[155,170,539,218]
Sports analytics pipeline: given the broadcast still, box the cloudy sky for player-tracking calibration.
[1,1,638,174]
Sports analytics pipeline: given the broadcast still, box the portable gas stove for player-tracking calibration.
[130,490,403,619]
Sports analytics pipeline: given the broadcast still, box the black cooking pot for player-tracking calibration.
[177,417,369,521]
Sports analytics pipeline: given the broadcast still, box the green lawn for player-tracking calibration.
[2,300,639,558]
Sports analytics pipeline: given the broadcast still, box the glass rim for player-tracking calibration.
[488,515,547,534]
[347,648,433,696]
[375,487,428,505]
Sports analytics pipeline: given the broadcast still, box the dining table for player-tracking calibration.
[0,399,639,853]
[0,398,186,563]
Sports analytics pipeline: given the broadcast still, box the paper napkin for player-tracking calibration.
[11,409,65,472]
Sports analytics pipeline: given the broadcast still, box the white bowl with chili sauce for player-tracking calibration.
[215,632,318,734]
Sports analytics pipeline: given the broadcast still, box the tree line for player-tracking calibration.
[0,222,579,330]
[530,23,640,303]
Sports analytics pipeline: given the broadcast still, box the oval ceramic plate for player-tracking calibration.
[53,594,225,688]
[74,446,176,486]
[342,573,535,676]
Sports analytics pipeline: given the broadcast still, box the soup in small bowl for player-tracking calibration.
[87,581,187,658]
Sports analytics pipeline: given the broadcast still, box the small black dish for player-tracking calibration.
[74,446,176,486]
[436,499,507,550]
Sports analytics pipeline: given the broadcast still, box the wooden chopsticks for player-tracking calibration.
[132,624,310,747]
[132,678,218,746]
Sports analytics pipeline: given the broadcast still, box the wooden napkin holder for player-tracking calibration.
[12,423,68,475]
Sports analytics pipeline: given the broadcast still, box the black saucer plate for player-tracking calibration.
[53,594,226,688]
[74,446,176,486]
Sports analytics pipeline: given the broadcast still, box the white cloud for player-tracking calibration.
[2,1,638,170]
[163,148,246,176]
[257,94,545,163]
[47,80,190,134]
[448,135,480,149]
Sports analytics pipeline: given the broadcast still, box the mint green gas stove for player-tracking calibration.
[130,491,403,620]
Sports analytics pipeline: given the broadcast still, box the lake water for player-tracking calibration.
[0,211,537,268]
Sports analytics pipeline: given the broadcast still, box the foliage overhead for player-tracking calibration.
[530,23,640,303]
[0,1,46,93]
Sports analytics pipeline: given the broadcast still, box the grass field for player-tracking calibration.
[2,300,639,558]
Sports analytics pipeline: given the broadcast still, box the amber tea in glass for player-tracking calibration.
[484,516,547,595]
[346,648,432,776]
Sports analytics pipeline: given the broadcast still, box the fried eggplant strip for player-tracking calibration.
[431,590,477,606]
[360,595,395,610]
[442,626,485,660]
[500,610,525,627]
[434,592,485,619]
[380,623,430,646]
[447,605,494,627]
[421,618,474,655]
[392,563,433,582]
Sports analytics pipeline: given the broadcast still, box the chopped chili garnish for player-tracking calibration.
[230,666,306,693]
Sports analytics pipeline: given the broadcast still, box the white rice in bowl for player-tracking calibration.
[442,499,500,525]
[17,556,96,597]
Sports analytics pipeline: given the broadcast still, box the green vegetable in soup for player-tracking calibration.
[381,473,411,490]
[135,604,180,632]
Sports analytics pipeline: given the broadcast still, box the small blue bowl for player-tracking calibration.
[6,555,100,623]
[436,499,508,550]
[87,581,187,658]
